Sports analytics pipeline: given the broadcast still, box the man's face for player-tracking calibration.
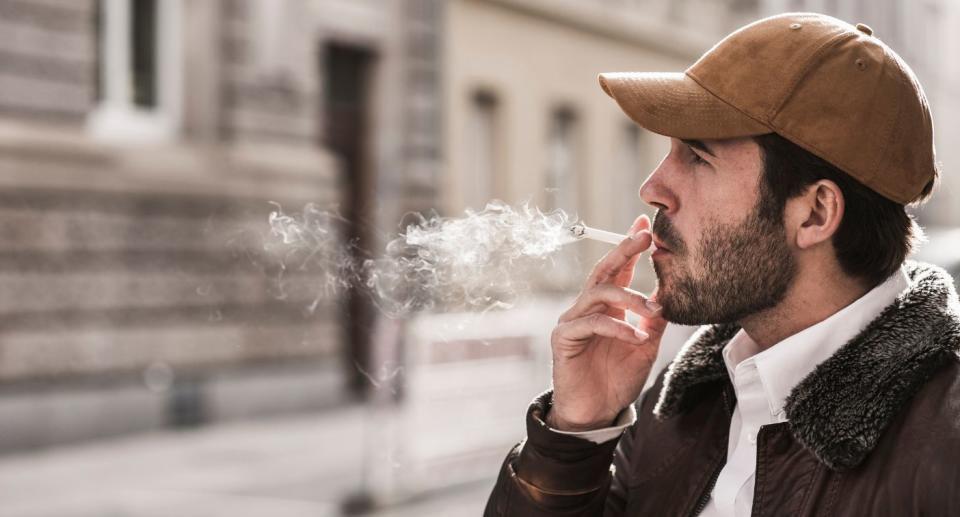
[640,137,797,325]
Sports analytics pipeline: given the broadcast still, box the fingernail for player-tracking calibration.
[645,299,662,313]
[634,329,649,340]
[630,229,649,241]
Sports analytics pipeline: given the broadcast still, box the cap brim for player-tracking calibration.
[598,72,771,139]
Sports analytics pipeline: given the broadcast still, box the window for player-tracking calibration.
[616,123,646,232]
[464,90,499,211]
[543,107,582,290]
[87,0,182,142]
[130,0,158,108]
[545,107,578,212]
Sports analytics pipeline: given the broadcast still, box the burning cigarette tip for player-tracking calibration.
[568,223,587,238]
[567,222,629,246]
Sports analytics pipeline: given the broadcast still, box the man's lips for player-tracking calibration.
[652,235,671,253]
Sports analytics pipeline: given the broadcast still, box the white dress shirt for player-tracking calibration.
[548,268,910,516]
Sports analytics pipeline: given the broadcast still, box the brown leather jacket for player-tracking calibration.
[484,262,960,516]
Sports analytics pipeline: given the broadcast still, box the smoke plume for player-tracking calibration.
[266,200,580,317]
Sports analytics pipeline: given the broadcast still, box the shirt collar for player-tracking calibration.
[722,267,910,419]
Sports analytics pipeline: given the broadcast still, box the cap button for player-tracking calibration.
[855,23,874,36]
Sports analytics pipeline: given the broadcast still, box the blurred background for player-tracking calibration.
[0,0,957,515]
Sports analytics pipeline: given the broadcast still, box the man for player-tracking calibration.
[484,12,959,516]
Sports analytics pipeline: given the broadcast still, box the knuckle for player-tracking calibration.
[583,285,600,300]
[607,288,626,305]
[588,312,603,327]
[606,285,631,304]
[551,323,570,344]
[593,266,612,282]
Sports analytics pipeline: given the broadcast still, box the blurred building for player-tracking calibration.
[0,0,443,451]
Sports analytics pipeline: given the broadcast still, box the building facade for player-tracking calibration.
[0,0,443,451]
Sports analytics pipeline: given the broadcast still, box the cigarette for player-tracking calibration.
[568,223,629,246]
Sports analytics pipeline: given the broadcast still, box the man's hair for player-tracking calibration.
[754,133,937,288]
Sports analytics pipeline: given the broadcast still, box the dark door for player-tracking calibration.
[322,43,377,397]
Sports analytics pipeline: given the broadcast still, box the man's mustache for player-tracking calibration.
[652,211,685,254]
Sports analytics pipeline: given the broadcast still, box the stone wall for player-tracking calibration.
[0,0,97,119]
[0,0,362,450]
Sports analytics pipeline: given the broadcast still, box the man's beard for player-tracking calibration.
[651,198,796,325]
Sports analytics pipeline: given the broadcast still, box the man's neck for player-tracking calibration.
[738,267,872,351]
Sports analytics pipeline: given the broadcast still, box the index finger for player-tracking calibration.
[584,214,652,288]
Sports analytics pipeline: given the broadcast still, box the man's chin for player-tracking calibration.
[660,305,713,326]
[654,283,718,326]
[652,285,681,323]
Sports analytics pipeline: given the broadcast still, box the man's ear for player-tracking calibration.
[789,180,844,250]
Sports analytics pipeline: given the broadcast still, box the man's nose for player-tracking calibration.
[639,164,674,214]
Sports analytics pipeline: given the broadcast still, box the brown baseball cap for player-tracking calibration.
[599,12,936,204]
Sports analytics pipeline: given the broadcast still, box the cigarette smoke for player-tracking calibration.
[265,200,580,318]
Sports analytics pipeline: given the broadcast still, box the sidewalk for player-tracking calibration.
[0,405,491,517]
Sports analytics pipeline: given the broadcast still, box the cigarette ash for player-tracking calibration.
[266,200,581,317]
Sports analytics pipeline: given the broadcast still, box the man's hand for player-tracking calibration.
[548,214,667,431]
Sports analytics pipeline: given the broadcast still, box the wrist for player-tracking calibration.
[546,406,617,432]
[517,390,622,495]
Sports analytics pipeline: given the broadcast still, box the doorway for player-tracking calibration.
[321,42,377,397]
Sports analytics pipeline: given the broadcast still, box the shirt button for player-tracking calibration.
[748,432,757,444]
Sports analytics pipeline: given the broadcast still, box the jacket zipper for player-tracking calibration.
[689,462,724,517]
[689,383,736,517]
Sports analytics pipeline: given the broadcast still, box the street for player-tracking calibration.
[0,405,491,517]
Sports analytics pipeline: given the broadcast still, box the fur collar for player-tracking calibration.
[652,261,960,471]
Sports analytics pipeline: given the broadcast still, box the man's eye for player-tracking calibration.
[689,151,708,166]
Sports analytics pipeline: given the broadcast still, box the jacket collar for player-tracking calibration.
[652,261,960,471]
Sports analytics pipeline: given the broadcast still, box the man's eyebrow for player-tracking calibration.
[681,139,717,158]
